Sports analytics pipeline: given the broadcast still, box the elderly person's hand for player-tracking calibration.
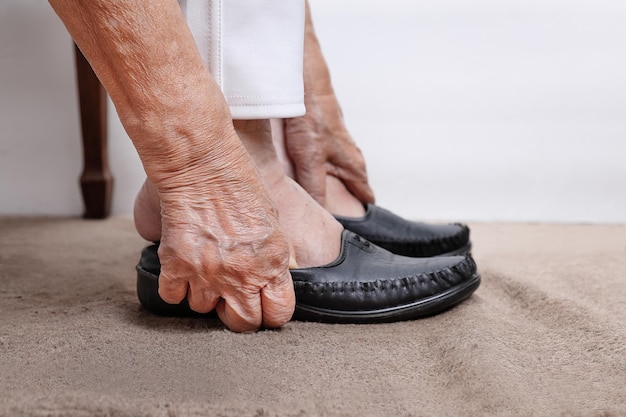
[155,143,296,332]
[283,1,375,211]
[284,94,374,210]
[49,0,295,332]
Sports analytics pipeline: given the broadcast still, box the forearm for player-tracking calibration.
[49,0,244,188]
[302,1,333,98]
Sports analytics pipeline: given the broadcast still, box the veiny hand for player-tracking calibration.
[284,1,375,209]
[284,93,375,209]
[48,0,295,333]
[155,157,296,333]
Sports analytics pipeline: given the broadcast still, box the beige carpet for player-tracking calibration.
[1,217,625,417]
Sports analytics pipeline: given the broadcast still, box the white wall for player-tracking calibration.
[1,0,625,223]
[0,0,144,216]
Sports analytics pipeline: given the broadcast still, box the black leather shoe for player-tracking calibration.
[136,231,480,323]
[291,230,479,323]
[334,204,471,257]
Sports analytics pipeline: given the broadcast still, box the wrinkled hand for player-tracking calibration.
[155,161,295,333]
[282,0,375,210]
[284,93,375,208]
[48,0,294,333]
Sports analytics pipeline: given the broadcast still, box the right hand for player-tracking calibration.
[155,163,296,333]
[48,0,294,333]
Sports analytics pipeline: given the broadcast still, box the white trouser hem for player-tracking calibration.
[230,103,306,120]
[180,0,305,120]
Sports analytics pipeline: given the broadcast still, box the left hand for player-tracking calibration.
[283,92,375,209]
[283,1,375,210]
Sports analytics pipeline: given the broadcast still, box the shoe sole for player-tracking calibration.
[292,273,481,324]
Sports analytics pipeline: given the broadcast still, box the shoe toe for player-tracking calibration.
[335,204,471,257]
[291,231,480,323]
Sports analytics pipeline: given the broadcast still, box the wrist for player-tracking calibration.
[134,116,249,192]
[151,137,257,196]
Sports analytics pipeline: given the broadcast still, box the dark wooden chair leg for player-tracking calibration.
[74,43,113,219]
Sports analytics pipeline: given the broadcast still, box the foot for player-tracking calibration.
[134,120,479,322]
[136,230,480,321]
[281,163,472,257]
[324,174,366,217]
[133,180,161,243]
[270,118,366,218]
[272,118,472,257]
[133,119,343,269]
[291,231,480,323]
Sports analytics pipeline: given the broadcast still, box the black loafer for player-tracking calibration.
[136,231,480,323]
[335,204,471,257]
[291,230,479,323]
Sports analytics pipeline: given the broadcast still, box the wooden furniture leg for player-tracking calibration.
[74,43,113,219]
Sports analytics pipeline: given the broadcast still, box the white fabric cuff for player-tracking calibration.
[179,0,306,119]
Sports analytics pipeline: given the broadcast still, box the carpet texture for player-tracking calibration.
[1,217,625,417]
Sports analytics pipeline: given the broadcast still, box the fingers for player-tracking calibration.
[261,270,296,329]
[215,269,294,332]
[186,281,220,314]
[160,263,287,333]
[215,294,263,333]
[343,174,376,205]
[158,269,189,304]
[331,150,376,204]
[156,206,293,332]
